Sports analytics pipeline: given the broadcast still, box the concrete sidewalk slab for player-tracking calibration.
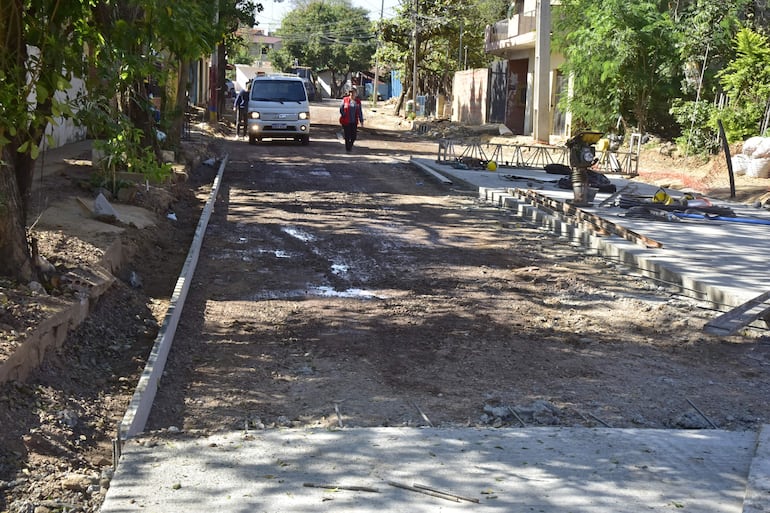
[101,427,757,513]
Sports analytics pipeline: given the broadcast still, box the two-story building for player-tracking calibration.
[484,0,569,142]
[232,27,281,88]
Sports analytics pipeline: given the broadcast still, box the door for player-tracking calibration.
[506,59,527,135]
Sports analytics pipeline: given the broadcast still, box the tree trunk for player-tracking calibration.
[395,88,410,117]
[330,71,348,99]
[166,58,190,147]
[216,44,226,120]
[0,147,34,282]
[0,0,34,281]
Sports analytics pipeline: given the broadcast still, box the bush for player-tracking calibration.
[670,98,719,155]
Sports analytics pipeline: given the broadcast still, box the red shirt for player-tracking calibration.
[340,96,363,125]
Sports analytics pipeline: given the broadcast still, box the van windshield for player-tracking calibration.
[250,80,306,103]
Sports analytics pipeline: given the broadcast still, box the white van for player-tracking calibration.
[246,74,310,145]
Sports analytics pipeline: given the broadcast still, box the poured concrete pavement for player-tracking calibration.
[101,427,764,513]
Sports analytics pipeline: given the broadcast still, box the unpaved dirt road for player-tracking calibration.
[2,101,769,512]
[148,102,770,434]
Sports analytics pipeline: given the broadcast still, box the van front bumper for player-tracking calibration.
[247,121,309,136]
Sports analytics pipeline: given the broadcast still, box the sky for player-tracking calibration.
[259,0,402,33]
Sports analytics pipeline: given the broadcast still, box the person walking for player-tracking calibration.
[339,86,364,152]
[234,84,250,138]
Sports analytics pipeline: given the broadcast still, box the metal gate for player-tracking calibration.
[489,61,507,124]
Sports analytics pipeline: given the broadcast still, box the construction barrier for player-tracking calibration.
[437,137,640,176]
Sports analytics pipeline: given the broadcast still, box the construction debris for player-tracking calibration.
[303,483,380,493]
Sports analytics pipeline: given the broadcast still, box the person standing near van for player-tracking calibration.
[234,84,250,138]
[339,87,364,152]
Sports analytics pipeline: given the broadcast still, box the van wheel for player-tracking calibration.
[248,135,256,145]
[300,135,310,146]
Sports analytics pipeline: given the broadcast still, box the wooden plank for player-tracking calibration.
[515,189,663,249]
[704,290,770,336]
[597,182,636,208]
[513,189,610,236]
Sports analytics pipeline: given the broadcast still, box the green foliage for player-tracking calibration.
[676,0,745,97]
[91,117,171,195]
[230,38,256,65]
[379,0,504,97]
[81,99,174,197]
[0,0,93,160]
[272,1,375,95]
[715,27,770,142]
[669,98,719,154]
[553,0,683,135]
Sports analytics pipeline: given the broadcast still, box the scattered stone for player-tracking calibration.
[248,417,266,430]
[160,150,175,163]
[117,184,138,203]
[129,271,143,289]
[483,403,513,420]
[93,192,119,223]
[60,473,94,492]
[28,281,47,294]
[671,411,711,429]
[58,409,78,428]
[515,400,561,425]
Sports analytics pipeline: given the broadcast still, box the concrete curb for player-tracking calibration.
[743,424,770,513]
[409,156,453,185]
[412,154,768,311]
[117,155,229,441]
[476,185,759,309]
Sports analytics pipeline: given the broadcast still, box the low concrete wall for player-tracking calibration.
[1,135,208,384]
[0,264,115,383]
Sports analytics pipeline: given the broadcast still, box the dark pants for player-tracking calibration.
[342,123,358,151]
[236,108,248,137]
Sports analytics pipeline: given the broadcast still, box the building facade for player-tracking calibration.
[484,0,570,142]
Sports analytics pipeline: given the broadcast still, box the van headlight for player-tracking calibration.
[299,112,309,120]
[250,111,261,119]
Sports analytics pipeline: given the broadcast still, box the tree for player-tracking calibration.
[0,0,92,282]
[715,27,770,141]
[271,0,375,97]
[0,0,257,283]
[668,0,746,153]
[379,0,505,109]
[553,0,682,135]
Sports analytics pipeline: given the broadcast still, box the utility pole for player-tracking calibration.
[532,0,551,143]
[209,3,220,122]
[373,0,384,108]
[458,21,463,70]
[412,0,418,106]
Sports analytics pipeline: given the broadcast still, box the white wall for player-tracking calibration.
[25,46,88,150]
[235,63,276,91]
[41,75,88,150]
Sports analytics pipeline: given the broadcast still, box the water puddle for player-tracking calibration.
[251,286,386,300]
[282,226,315,242]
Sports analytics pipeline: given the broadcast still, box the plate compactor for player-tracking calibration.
[565,131,603,206]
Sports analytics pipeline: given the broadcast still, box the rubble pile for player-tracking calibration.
[732,136,770,178]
